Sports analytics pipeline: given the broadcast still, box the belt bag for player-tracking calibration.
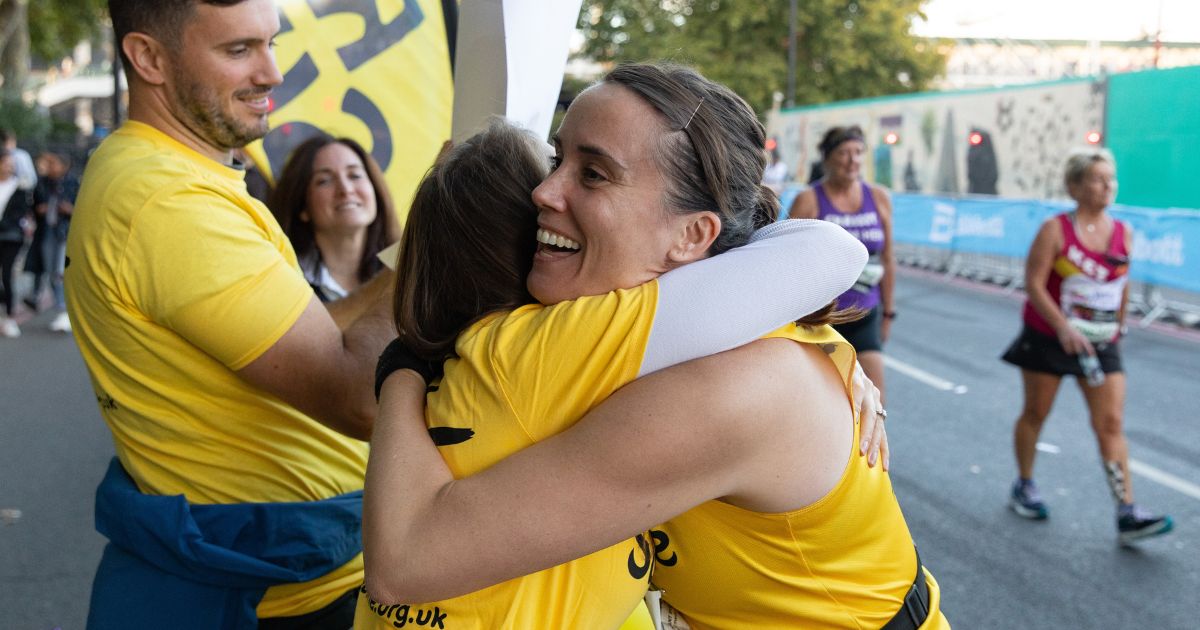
[881,549,931,630]
[852,262,885,293]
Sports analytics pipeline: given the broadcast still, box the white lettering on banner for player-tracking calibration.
[1133,232,1185,267]
[929,202,955,244]
[955,214,1005,238]
[1066,244,1110,281]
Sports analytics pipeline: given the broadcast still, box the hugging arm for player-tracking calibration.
[641,218,866,375]
[365,346,774,604]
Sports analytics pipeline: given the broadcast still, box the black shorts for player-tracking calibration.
[833,306,883,354]
[1001,324,1123,376]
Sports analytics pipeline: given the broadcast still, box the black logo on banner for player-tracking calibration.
[263,0,426,177]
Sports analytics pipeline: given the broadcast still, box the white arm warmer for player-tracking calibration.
[639,219,867,377]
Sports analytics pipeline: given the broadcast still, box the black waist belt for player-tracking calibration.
[881,549,930,630]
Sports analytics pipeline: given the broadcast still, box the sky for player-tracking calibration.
[912,0,1200,43]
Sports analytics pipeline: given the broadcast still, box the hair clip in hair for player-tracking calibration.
[683,97,705,130]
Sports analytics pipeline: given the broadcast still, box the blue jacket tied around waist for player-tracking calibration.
[87,458,363,630]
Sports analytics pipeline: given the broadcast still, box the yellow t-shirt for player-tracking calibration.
[66,121,369,617]
[650,325,949,630]
[356,285,662,629]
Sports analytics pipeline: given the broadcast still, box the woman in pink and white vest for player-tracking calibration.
[1002,149,1172,545]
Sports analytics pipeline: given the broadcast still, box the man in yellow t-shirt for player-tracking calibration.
[67,1,395,627]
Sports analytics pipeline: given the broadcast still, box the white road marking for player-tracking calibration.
[1130,459,1200,502]
[883,355,969,394]
[1033,444,1200,501]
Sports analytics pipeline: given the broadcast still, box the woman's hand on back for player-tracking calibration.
[852,360,889,470]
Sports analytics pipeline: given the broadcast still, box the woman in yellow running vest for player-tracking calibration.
[363,63,943,629]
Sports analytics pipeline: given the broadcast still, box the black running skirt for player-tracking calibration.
[1001,324,1123,376]
[833,306,883,354]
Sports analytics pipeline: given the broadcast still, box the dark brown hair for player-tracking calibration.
[268,134,398,286]
[818,125,866,160]
[393,119,547,361]
[605,62,849,326]
[109,0,246,74]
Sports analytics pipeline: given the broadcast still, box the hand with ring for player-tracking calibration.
[851,360,889,470]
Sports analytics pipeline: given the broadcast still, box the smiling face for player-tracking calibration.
[823,138,865,184]
[304,142,378,237]
[1068,160,1117,211]
[527,82,693,305]
[166,0,282,152]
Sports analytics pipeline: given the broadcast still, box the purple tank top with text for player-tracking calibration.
[815,182,884,311]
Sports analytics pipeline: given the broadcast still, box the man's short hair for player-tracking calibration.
[109,0,248,75]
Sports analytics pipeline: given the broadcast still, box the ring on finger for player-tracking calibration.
[875,409,887,419]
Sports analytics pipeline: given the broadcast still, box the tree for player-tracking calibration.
[0,0,107,98]
[577,0,947,116]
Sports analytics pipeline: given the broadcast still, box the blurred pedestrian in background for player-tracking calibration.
[761,140,788,196]
[1,149,35,338]
[788,125,896,403]
[0,129,37,191]
[269,135,398,306]
[1002,149,1172,545]
[25,150,78,332]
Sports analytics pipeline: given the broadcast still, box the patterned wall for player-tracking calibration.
[767,78,1105,201]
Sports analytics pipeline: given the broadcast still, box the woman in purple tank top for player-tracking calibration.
[787,125,896,403]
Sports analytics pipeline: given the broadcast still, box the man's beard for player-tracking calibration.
[172,73,269,151]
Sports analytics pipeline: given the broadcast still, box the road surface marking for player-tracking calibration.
[883,355,969,394]
[1130,459,1200,502]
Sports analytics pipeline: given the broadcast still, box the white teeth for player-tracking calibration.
[537,228,580,250]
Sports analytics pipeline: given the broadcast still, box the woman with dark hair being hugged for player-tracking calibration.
[1002,149,1172,545]
[269,135,398,305]
[788,125,897,403]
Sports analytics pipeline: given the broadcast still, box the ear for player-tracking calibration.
[299,211,310,223]
[666,210,721,264]
[122,32,172,86]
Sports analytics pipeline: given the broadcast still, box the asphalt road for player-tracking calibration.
[885,269,1200,630]
[1,269,1197,629]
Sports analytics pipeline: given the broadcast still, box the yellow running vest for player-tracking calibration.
[650,325,949,629]
[356,286,662,629]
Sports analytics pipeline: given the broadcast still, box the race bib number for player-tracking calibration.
[1060,274,1125,343]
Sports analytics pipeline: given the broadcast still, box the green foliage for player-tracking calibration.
[27,0,108,63]
[577,0,947,116]
[0,97,51,141]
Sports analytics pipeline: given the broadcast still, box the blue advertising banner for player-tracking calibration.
[887,194,1200,294]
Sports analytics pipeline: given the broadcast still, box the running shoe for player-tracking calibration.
[1009,479,1049,520]
[1118,506,1173,545]
[49,311,72,333]
[1,318,20,338]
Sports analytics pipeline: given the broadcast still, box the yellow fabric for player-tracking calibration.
[66,121,369,617]
[650,324,948,630]
[245,0,453,227]
[356,285,661,629]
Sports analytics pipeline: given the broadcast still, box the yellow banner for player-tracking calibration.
[246,0,454,226]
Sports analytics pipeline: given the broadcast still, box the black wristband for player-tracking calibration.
[883,310,897,320]
[375,338,440,400]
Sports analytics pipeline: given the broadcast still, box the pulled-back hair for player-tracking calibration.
[393,119,547,361]
[268,134,398,287]
[1063,148,1116,190]
[605,62,846,326]
[109,0,246,74]
[818,125,866,160]
[605,63,779,251]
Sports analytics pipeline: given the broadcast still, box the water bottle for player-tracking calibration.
[1078,353,1105,387]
